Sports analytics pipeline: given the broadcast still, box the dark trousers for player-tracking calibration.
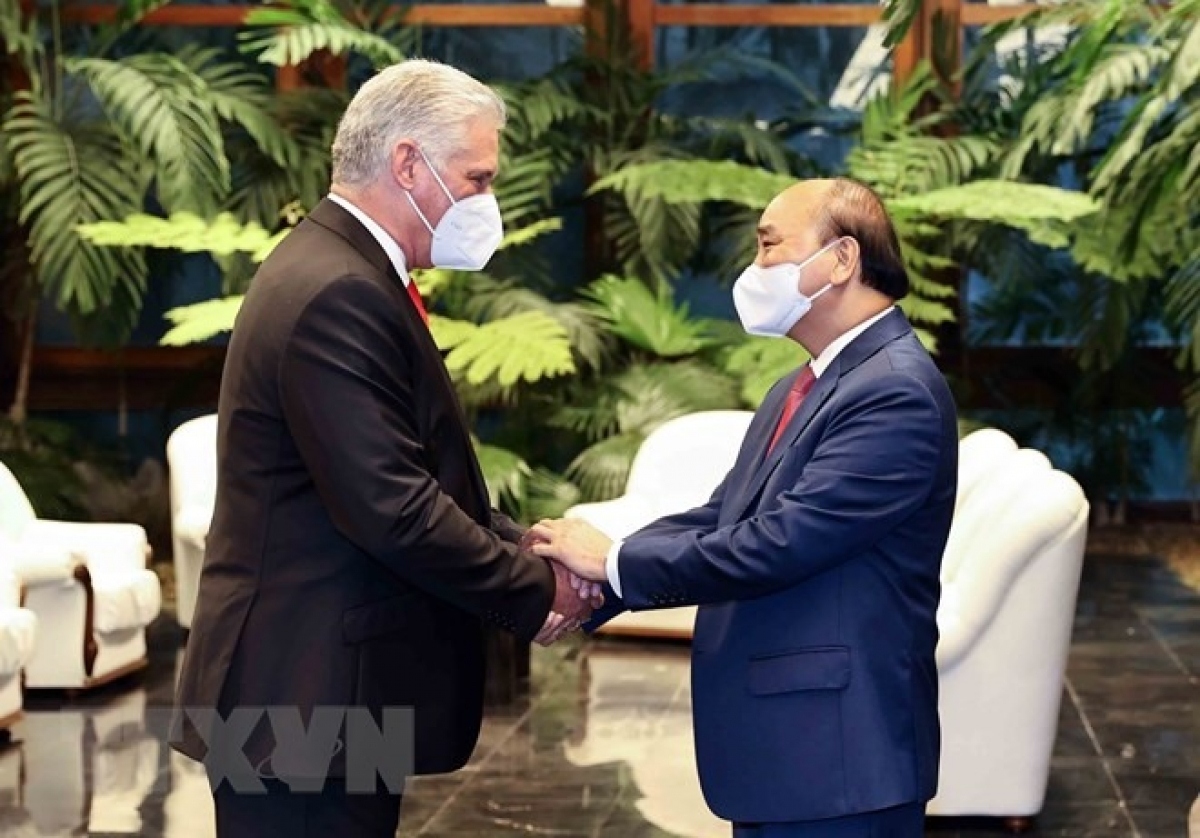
[733,802,925,837]
[212,778,403,838]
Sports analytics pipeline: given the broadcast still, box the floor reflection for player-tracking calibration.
[0,551,1194,837]
[564,645,726,838]
[0,663,215,838]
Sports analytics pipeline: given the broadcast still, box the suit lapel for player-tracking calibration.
[727,309,914,522]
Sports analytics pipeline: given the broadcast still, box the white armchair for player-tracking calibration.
[166,414,217,629]
[929,439,1090,824]
[565,410,755,638]
[0,564,36,730]
[0,461,161,690]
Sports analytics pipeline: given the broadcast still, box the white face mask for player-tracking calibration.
[404,147,503,271]
[732,238,843,337]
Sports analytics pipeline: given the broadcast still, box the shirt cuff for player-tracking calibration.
[605,540,624,599]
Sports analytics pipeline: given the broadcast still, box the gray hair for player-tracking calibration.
[331,59,506,188]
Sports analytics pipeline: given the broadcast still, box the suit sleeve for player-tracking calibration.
[278,275,554,640]
[489,509,526,545]
[615,373,948,609]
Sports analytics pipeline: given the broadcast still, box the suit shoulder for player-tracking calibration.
[843,338,955,418]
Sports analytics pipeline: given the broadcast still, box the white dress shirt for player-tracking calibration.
[327,193,411,286]
[604,305,896,597]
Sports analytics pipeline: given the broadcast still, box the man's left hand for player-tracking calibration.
[527,518,611,584]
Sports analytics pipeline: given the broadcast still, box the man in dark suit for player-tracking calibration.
[172,59,596,837]
[530,178,958,836]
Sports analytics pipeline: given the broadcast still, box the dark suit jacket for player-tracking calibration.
[592,310,958,823]
[172,199,555,778]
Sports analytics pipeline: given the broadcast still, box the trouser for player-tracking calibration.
[212,777,403,838]
[733,801,925,837]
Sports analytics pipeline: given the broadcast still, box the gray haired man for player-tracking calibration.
[173,59,598,836]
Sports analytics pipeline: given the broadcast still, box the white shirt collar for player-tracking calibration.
[327,193,410,286]
[810,306,895,378]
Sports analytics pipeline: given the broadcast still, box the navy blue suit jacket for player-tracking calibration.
[591,309,958,823]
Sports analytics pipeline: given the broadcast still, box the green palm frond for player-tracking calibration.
[882,0,922,49]
[431,311,575,388]
[848,135,999,199]
[604,192,703,288]
[719,337,809,408]
[4,93,147,325]
[67,54,230,214]
[591,159,793,211]
[162,296,247,346]
[176,46,298,168]
[1056,44,1171,156]
[611,360,741,434]
[514,468,582,524]
[473,440,532,509]
[1165,255,1200,371]
[583,275,720,357]
[226,87,343,226]
[0,0,41,81]
[549,379,625,442]
[890,181,1101,240]
[77,212,287,262]
[1069,200,1186,282]
[242,0,415,69]
[455,277,610,371]
[566,431,645,502]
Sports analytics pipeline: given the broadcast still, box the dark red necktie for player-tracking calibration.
[767,365,817,455]
[405,278,429,325]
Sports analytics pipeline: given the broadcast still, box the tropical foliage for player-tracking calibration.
[951,0,1200,511]
[8,0,1196,521]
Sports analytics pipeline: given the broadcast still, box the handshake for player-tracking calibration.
[518,518,614,646]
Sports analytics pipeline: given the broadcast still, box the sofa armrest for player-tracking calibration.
[174,504,212,543]
[4,540,79,585]
[25,520,150,576]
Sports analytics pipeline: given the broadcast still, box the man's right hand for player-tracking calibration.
[533,560,605,646]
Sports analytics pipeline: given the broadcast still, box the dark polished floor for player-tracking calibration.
[1,548,1197,837]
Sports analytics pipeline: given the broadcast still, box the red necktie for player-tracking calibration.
[767,365,817,455]
[405,278,429,325]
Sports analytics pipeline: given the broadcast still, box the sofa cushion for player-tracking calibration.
[93,570,162,633]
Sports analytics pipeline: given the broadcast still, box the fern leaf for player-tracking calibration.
[890,181,1100,226]
[432,311,575,388]
[5,93,147,324]
[176,46,298,168]
[67,54,230,214]
[162,296,246,345]
[611,361,742,434]
[77,212,286,261]
[583,275,720,357]
[473,440,531,509]
[591,159,793,210]
[566,431,645,502]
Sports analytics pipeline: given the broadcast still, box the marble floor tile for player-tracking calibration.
[0,550,1197,837]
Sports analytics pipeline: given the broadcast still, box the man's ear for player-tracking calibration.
[831,236,860,286]
[392,139,421,190]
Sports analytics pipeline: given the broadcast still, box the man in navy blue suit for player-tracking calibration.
[531,178,958,836]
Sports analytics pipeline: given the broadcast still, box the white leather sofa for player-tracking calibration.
[0,461,162,690]
[566,410,754,638]
[928,440,1089,822]
[0,563,36,730]
[166,414,218,629]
